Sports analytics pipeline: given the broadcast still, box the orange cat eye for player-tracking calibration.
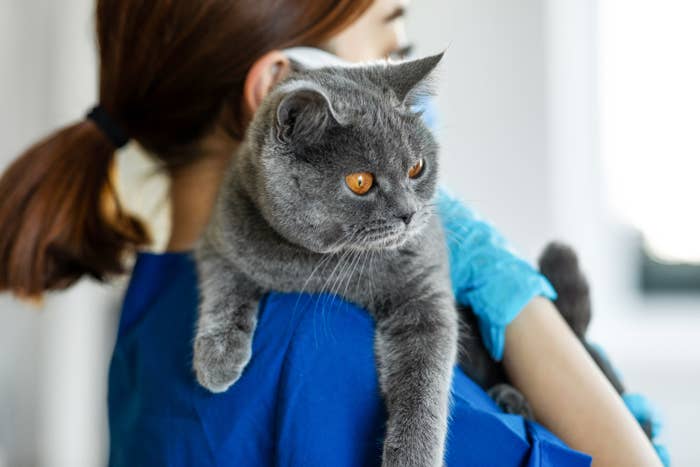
[345,172,374,195]
[408,159,424,179]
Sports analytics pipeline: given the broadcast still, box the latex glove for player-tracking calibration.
[623,393,671,466]
[588,342,670,466]
[436,189,557,361]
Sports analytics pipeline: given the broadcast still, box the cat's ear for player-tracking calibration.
[383,52,444,105]
[275,85,340,144]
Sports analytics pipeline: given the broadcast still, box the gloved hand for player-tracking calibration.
[436,188,557,361]
[623,392,670,466]
[588,342,670,466]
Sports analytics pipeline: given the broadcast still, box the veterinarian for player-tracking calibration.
[0,0,663,466]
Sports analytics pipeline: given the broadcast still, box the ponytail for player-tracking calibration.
[1,0,378,299]
[0,121,150,298]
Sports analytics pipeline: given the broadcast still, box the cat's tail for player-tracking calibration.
[538,242,592,339]
[538,242,629,395]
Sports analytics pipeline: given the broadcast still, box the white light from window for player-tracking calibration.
[599,0,700,263]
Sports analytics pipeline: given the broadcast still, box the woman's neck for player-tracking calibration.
[166,137,237,252]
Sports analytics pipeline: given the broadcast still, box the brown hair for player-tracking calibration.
[0,0,372,298]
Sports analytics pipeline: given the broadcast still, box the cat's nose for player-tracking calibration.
[397,211,415,225]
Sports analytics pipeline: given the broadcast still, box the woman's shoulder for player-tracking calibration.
[109,252,382,466]
[263,293,591,467]
[109,252,590,467]
[261,292,388,466]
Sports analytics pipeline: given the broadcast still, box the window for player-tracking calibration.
[599,1,700,290]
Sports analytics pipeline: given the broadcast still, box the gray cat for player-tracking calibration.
[193,54,457,467]
[459,243,651,436]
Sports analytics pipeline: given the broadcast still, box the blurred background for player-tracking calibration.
[1,0,698,465]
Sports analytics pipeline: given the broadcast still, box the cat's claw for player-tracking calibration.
[193,330,252,393]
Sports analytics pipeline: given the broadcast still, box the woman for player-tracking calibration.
[0,0,660,466]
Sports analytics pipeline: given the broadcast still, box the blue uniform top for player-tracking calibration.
[108,244,591,466]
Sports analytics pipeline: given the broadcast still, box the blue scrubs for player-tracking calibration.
[108,252,591,466]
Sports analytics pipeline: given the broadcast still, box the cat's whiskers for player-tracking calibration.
[350,248,372,305]
[426,203,472,240]
[303,239,344,323]
[367,250,376,303]
[336,247,365,310]
[423,202,482,248]
[443,222,476,242]
[293,229,360,314]
[312,247,348,346]
[440,226,472,249]
[319,246,362,338]
[303,231,354,289]
[326,223,381,311]
[293,250,336,314]
[326,247,361,312]
[314,236,357,320]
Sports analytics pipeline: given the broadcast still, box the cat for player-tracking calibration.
[458,242,643,435]
[193,53,458,467]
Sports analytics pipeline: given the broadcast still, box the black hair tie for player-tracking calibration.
[86,105,130,149]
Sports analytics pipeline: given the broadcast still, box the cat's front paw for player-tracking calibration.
[488,383,534,420]
[193,329,252,393]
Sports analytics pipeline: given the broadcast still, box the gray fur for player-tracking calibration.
[193,54,458,467]
[459,242,647,435]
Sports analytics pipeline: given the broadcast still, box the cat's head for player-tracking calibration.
[247,53,443,254]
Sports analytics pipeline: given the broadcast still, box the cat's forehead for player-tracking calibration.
[289,67,394,102]
[271,68,434,163]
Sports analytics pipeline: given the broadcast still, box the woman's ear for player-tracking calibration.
[243,51,291,119]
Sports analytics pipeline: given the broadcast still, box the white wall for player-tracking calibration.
[0,0,55,464]
[408,0,553,261]
[0,1,120,466]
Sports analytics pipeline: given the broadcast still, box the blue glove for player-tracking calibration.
[623,392,670,465]
[436,188,557,361]
[588,343,670,466]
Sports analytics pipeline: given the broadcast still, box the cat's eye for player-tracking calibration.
[345,172,374,195]
[408,159,424,179]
